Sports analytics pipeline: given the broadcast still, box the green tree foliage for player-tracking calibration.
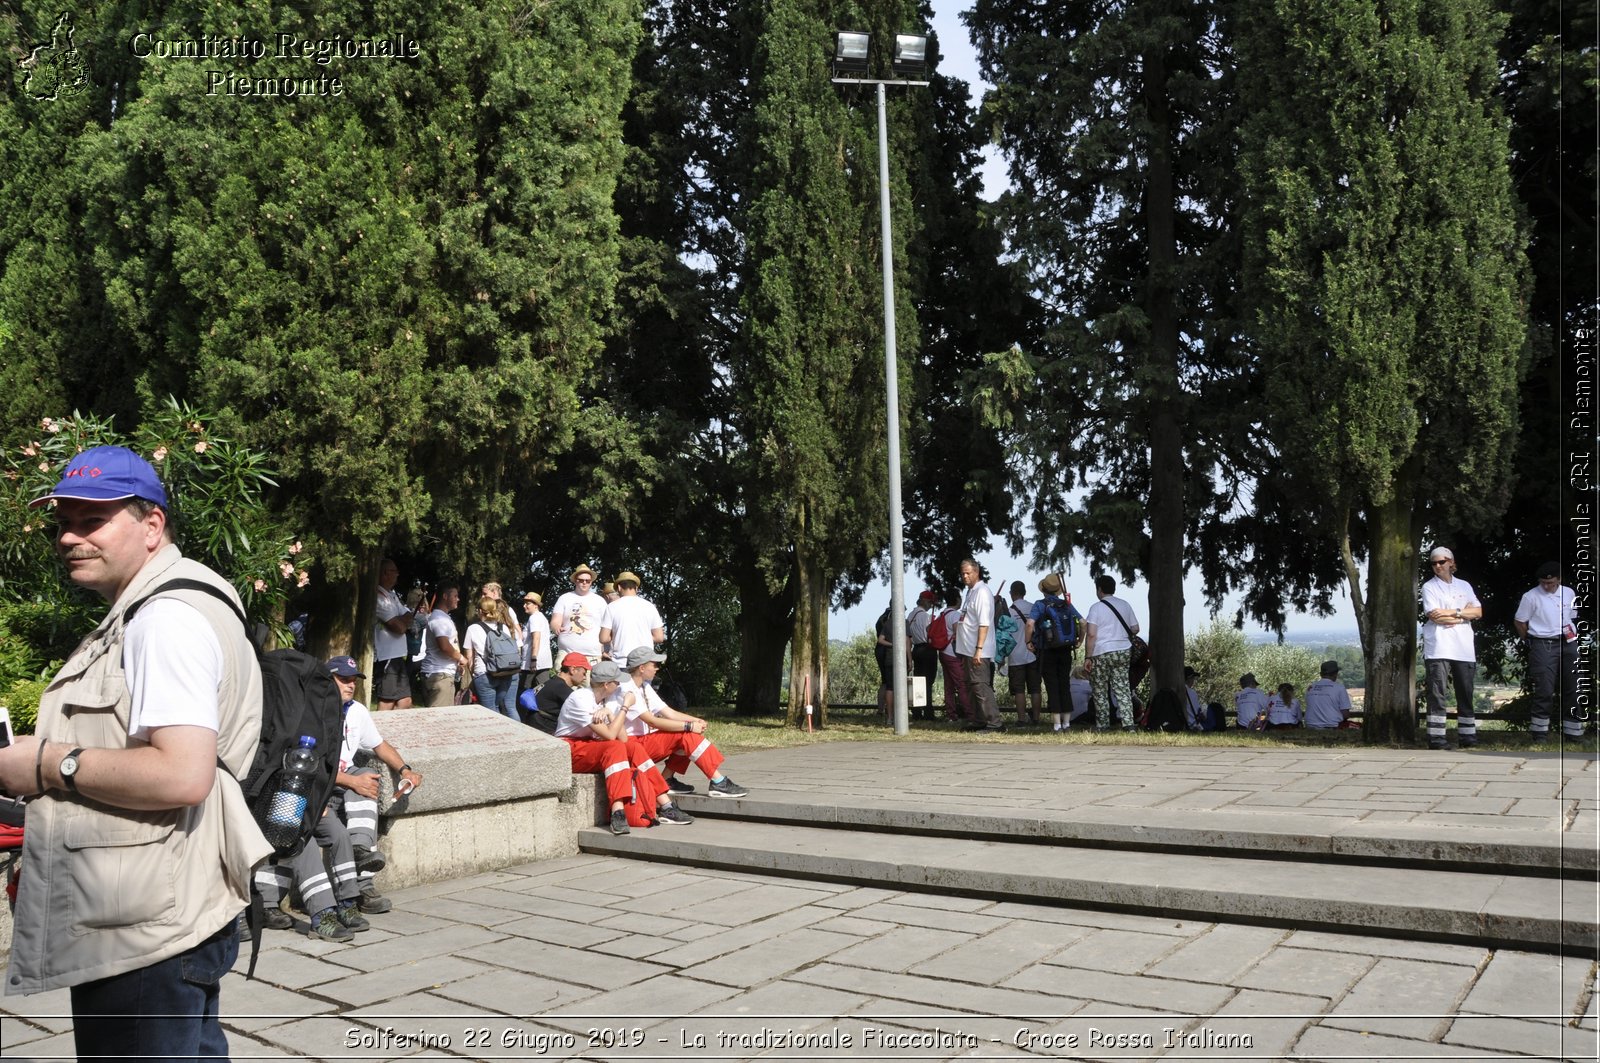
[3,0,642,659]
[1238,0,1528,742]
[968,0,1292,698]
[729,0,928,723]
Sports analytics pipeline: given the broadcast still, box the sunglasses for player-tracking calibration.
[1431,559,1452,566]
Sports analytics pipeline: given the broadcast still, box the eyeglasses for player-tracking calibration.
[1431,559,1452,566]
[575,576,593,584]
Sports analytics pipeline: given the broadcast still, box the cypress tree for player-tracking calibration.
[1239,0,1528,742]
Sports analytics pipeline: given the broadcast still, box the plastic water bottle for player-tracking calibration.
[263,736,318,849]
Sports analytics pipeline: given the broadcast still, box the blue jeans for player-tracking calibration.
[71,917,238,1062]
[472,671,518,719]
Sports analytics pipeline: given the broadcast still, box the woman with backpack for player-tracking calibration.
[464,596,521,719]
[1028,573,1083,732]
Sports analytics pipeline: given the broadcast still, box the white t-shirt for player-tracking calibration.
[338,699,385,771]
[1514,584,1576,639]
[1304,679,1352,729]
[1007,598,1036,666]
[1266,695,1302,726]
[602,595,665,663]
[421,608,460,675]
[619,677,672,736]
[1086,597,1138,656]
[374,586,409,661]
[1421,576,1479,661]
[124,599,221,738]
[552,589,607,659]
[464,621,512,678]
[1235,687,1269,728]
[555,686,623,739]
[955,583,997,659]
[522,609,553,670]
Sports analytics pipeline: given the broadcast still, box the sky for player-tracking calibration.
[826,4,1361,643]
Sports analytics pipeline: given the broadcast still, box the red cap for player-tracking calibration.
[561,652,591,670]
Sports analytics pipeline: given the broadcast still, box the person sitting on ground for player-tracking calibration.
[1235,673,1269,731]
[323,656,423,917]
[521,651,591,733]
[1183,667,1207,731]
[1069,664,1092,728]
[1304,660,1355,729]
[620,648,748,799]
[1266,682,1303,729]
[555,660,691,833]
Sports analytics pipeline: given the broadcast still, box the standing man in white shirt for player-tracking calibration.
[373,558,418,709]
[599,570,665,664]
[551,564,608,664]
[1514,561,1583,742]
[417,585,467,707]
[1082,575,1140,732]
[1421,546,1482,749]
[955,559,1004,732]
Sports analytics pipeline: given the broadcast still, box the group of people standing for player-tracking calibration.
[896,563,1147,733]
[369,560,746,834]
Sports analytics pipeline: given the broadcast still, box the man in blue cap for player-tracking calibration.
[0,445,270,1061]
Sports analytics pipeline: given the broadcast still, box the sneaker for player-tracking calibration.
[358,885,392,915]
[656,803,695,825]
[308,908,354,943]
[610,809,631,835]
[262,907,293,931]
[353,845,386,873]
[1458,736,1478,749]
[337,901,371,932]
[1428,738,1449,750]
[665,776,696,796]
[707,776,748,799]
[960,721,985,732]
[1530,731,1552,744]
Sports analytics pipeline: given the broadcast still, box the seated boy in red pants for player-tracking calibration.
[621,648,748,799]
[556,659,692,833]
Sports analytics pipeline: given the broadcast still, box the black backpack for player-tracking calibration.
[126,579,342,861]
[125,577,343,977]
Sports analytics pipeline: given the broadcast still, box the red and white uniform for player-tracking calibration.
[620,678,725,780]
[557,686,666,826]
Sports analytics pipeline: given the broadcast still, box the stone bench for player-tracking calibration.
[0,706,601,955]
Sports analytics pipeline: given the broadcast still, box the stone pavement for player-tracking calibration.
[2,741,1597,1061]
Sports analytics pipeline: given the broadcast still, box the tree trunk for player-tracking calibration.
[735,564,793,716]
[785,547,831,727]
[1143,40,1187,698]
[1362,472,1420,745]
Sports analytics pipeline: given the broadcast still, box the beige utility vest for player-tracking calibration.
[6,545,270,994]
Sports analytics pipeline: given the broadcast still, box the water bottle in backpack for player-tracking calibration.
[263,735,319,849]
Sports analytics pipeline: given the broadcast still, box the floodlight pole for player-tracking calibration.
[833,72,928,737]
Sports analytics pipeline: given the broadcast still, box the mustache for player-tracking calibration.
[60,548,101,561]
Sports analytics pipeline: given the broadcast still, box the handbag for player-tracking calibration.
[1106,600,1151,687]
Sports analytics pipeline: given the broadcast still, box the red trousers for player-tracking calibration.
[632,730,724,779]
[565,737,668,827]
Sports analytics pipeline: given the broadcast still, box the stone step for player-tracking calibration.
[578,818,1600,957]
[671,791,1593,878]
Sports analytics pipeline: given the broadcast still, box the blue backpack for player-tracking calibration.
[1034,595,1079,651]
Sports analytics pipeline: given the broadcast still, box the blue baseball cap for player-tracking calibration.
[326,656,365,678]
[29,445,168,509]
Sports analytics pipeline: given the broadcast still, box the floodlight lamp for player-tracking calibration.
[834,30,870,76]
[892,33,928,77]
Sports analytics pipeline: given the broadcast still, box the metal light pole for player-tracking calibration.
[834,31,928,737]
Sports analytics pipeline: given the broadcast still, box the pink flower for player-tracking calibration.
[279,561,294,579]
[38,461,49,472]
[22,523,32,533]
[296,570,310,588]
[41,418,58,433]
[253,579,268,593]
[189,421,203,433]
[288,540,303,555]
[152,446,168,462]
[21,443,36,457]
[193,441,208,454]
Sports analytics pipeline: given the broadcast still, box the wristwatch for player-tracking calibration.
[59,747,86,793]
